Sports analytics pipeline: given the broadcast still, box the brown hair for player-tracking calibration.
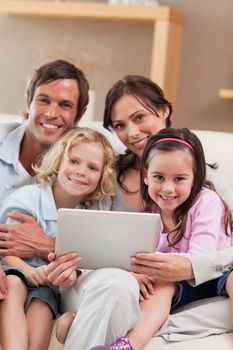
[103,75,172,192]
[24,59,89,123]
[141,128,232,247]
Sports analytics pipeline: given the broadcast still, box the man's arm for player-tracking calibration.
[0,212,55,258]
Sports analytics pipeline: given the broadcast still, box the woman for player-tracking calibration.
[103,74,233,213]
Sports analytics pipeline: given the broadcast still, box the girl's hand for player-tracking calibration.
[131,272,155,301]
[26,265,48,286]
[0,269,8,300]
[46,252,81,288]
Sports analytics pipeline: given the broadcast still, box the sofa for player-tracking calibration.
[0,114,233,349]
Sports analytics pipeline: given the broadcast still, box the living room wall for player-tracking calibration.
[0,0,232,132]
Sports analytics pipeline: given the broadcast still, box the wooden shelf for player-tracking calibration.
[0,1,182,22]
[219,89,233,100]
[0,1,183,107]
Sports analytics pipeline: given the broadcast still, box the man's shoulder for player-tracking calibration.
[0,122,23,143]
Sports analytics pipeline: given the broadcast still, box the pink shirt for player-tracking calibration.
[154,187,231,257]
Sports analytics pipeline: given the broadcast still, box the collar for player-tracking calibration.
[0,123,26,165]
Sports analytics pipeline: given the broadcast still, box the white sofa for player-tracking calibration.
[0,114,233,349]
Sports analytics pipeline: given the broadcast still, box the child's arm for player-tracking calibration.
[2,256,48,286]
[0,269,7,300]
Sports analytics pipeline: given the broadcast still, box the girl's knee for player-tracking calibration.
[7,274,26,290]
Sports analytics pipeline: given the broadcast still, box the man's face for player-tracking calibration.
[26,79,79,147]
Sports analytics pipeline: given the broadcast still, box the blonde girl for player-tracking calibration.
[0,127,115,350]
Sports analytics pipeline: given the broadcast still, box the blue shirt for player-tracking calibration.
[0,183,57,268]
[0,122,35,205]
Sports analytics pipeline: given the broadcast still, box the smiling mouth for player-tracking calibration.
[40,123,61,130]
[131,137,149,149]
[159,195,177,200]
[69,178,87,186]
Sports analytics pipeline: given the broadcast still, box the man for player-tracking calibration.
[0,59,89,258]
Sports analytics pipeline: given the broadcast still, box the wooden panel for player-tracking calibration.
[219,89,233,100]
[0,1,183,22]
[0,1,183,110]
[151,19,182,109]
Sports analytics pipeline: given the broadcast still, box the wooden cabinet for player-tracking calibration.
[0,1,183,105]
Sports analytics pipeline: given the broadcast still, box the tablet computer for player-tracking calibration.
[55,208,160,270]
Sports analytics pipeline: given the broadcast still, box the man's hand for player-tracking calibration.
[46,252,81,288]
[130,252,194,282]
[0,212,55,258]
[130,272,155,301]
[0,269,7,300]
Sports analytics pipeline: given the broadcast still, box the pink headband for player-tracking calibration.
[151,138,194,153]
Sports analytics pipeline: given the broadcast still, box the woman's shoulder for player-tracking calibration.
[89,196,112,211]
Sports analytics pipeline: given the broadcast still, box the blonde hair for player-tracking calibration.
[34,127,116,207]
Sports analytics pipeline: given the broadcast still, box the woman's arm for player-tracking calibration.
[131,253,194,282]
[190,247,233,286]
[131,247,233,286]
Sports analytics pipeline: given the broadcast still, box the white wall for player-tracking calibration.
[0,0,232,132]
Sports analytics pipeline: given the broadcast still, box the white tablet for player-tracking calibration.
[55,208,160,270]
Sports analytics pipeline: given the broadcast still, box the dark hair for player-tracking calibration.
[140,127,232,247]
[103,75,173,192]
[24,59,89,123]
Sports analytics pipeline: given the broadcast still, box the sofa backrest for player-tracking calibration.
[192,129,233,190]
[0,113,232,190]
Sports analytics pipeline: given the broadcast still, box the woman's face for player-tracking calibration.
[111,94,169,158]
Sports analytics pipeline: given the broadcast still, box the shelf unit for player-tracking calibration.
[219,89,233,100]
[0,1,183,106]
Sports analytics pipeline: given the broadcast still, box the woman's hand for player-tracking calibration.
[130,252,194,282]
[46,252,81,288]
[131,272,155,301]
[0,269,7,300]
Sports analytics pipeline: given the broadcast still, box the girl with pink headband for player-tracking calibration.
[92,127,232,350]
